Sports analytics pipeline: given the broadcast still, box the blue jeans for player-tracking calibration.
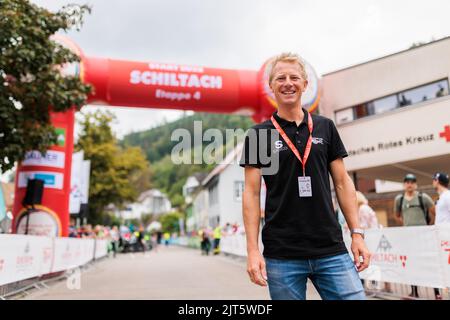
[265,253,366,300]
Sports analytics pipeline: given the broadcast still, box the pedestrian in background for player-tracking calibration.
[394,173,436,299]
[432,172,450,225]
[157,231,163,245]
[200,229,211,255]
[137,225,146,253]
[151,233,159,253]
[356,191,379,290]
[110,225,120,258]
[213,225,222,255]
[356,191,379,229]
[394,173,435,227]
[163,232,170,246]
[430,172,450,300]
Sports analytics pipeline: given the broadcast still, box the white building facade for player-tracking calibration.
[191,144,248,229]
[320,37,450,186]
[114,189,172,221]
[189,189,209,231]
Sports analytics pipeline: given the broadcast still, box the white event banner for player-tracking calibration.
[218,226,450,288]
[51,237,95,273]
[94,239,109,259]
[220,233,247,257]
[0,235,109,286]
[0,234,53,286]
[69,151,84,214]
[436,225,450,288]
[22,150,65,169]
[80,160,91,204]
[343,226,446,288]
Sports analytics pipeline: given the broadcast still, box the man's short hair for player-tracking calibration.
[433,172,449,188]
[404,173,417,182]
[268,52,308,84]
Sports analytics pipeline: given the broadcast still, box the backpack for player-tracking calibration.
[397,192,430,225]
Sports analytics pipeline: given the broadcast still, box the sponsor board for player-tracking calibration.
[0,235,108,286]
[0,234,53,286]
[18,171,64,190]
[344,226,446,288]
[15,205,62,237]
[22,150,65,169]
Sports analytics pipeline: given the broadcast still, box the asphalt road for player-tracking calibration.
[24,245,322,300]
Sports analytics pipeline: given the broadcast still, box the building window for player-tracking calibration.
[234,181,244,201]
[152,196,164,214]
[335,108,354,125]
[335,79,449,124]
[209,182,219,206]
[399,79,449,106]
[354,103,370,119]
[367,94,398,115]
[185,186,196,196]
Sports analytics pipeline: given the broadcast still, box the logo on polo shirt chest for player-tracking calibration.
[273,140,288,153]
[312,137,324,145]
[272,137,325,154]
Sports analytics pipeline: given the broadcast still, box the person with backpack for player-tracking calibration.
[394,173,436,298]
[394,173,435,227]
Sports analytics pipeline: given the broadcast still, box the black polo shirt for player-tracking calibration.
[239,108,348,259]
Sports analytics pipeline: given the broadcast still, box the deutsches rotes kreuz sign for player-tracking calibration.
[338,100,450,171]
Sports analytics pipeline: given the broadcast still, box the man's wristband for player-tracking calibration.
[350,228,365,239]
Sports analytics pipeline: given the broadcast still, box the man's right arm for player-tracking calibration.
[423,193,436,225]
[243,166,267,286]
[393,196,403,225]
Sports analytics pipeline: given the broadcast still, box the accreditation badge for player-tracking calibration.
[298,176,312,197]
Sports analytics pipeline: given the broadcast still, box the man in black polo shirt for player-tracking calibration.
[239,53,370,300]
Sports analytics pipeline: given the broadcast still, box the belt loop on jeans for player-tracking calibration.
[308,259,314,273]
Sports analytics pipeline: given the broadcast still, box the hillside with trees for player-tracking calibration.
[76,110,150,224]
[121,113,254,207]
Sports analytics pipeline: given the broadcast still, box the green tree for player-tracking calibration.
[76,110,150,225]
[159,212,182,234]
[140,213,155,228]
[170,194,185,208]
[0,0,91,172]
[121,112,252,208]
[122,112,253,164]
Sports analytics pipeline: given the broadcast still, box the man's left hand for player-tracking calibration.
[351,235,371,272]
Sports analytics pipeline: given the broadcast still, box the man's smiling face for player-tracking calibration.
[270,61,308,107]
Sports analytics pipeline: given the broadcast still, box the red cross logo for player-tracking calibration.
[440,125,450,142]
[445,249,450,265]
[400,255,408,268]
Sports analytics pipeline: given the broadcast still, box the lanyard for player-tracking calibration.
[270,112,313,176]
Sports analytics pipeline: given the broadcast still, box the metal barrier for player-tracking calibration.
[0,235,109,299]
[186,226,450,300]
[0,277,40,300]
[364,281,449,300]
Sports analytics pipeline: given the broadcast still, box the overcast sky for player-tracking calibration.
[31,0,450,138]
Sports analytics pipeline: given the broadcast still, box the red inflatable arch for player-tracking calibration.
[12,37,320,237]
